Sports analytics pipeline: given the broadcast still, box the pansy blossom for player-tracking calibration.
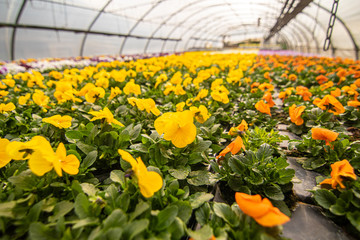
[320,160,356,189]
[235,192,290,227]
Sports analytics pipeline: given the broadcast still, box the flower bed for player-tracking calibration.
[0,51,359,239]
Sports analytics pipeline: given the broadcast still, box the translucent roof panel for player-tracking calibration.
[1,0,360,61]
[15,29,84,60]
[0,28,12,60]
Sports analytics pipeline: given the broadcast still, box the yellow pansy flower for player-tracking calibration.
[123,79,141,95]
[32,90,50,108]
[0,102,15,113]
[193,89,209,102]
[85,87,105,103]
[0,90,9,98]
[18,93,31,105]
[190,105,211,123]
[42,115,72,129]
[52,142,80,177]
[118,149,163,198]
[127,97,161,116]
[176,102,185,112]
[6,136,80,176]
[109,87,122,100]
[154,110,196,148]
[95,77,109,89]
[0,138,12,168]
[89,107,124,127]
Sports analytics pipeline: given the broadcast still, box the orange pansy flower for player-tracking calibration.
[330,88,341,97]
[316,75,328,85]
[320,160,356,189]
[313,95,345,115]
[262,92,275,107]
[354,78,360,87]
[258,83,274,92]
[228,120,248,136]
[348,100,360,107]
[289,104,306,126]
[296,86,312,101]
[255,100,271,116]
[311,128,338,146]
[235,192,290,227]
[288,74,297,81]
[320,81,334,91]
[216,136,245,160]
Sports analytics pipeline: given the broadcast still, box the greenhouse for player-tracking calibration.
[0,0,360,239]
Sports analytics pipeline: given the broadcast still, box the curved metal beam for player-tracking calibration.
[164,2,326,54]
[144,2,280,53]
[79,0,112,56]
[10,0,27,60]
[312,1,359,59]
[162,4,282,53]
[265,0,313,41]
[144,2,231,53]
[171,11,280,52]
[186,10,328,55]
[194,19,299,49]
[118,0,166,55]
[184,18,303,52]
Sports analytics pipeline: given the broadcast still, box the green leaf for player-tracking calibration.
[168,165,191,180]
[256,143,273,161]
[129,124,142,140]
[103,228,123,240]
[213,202,240,227]
[73,217,99,229]
[74,193,90,218]
[48,201,74,222]
[110,170,125,185]
[193,140,212,152]
[8,169,38,191]
[76,141,97,155]
[29,222,56,240]
[310,146,323,157]
[103,209,127,231]
[65,130,83,140]
[173,201,192,222]
[167,217,185,240]
[210,124,221,134]
[187,170,219,186]
[228,179,250,193]
[187,224,213,240]
[277,168,295,184]
[195,203,210,225]
[130,143,148,153]
[155,205,178,231]
[122,219,149,240]
[313,189,337,209]
[0,201,16,218]
[330,203,346,216]
[129,201,150,222]
[82,150,98,169]
[189,192,214,209]
[346,211,360,232]
[244,171,264,185]
[27,200,44,223]
[81,183,98,196]
[272,200,291,217]
[228,157,246,175]
[264,184,284,201]
[119,129,131,143]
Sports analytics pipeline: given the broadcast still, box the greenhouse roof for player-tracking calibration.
[1,0,359,60]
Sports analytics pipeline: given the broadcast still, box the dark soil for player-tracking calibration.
[347,127,360,141]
